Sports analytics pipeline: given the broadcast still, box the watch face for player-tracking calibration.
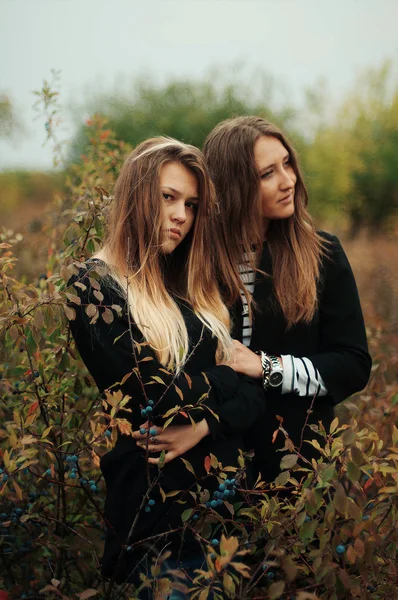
[269,371,283,387]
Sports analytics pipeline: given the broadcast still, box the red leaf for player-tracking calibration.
[28,401,39,416]
[204,456,211,473]
[180,411,188,419]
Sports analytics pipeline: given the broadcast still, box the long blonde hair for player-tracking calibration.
[203,116,327,326]
[98,137,232,371]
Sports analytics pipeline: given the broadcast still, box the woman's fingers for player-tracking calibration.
[132,423,162,440]
[147,451,177,465]
[136,440,165,452]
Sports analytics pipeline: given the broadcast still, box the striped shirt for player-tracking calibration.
[239,263,327,397]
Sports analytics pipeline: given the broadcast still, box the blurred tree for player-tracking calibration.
[0,94,24,140]
[69,69,303,164]
[304,62,398,233]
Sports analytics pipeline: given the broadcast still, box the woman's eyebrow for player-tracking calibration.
[259,153,290,172]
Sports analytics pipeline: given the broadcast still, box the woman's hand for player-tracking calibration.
[132,418,210,465]
[219,340,263,379]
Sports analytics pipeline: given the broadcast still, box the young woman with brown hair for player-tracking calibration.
[145,117,371,486]
[202,115,372,482]
[68,137,265,589]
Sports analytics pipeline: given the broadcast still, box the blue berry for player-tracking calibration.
[213,491,220,499]
[15,382,20,388]
[205,502,211,508]
[218,483,226,492]
[223,489,230,496]
[145,406,153,413]
[336,544,346,555]
[90,485,98,493]
[262,564,267,571]
[70,455,78,463]
[267,571,275,580]
[304,515,311,523]
[16,508,23,516]
[230,489,236,496]
[80,478,88,486]
[368,502,375,509]
[147,400,154,406]
[66,455,72,463]
[211,539,219,546]
[230,478,236,484]
[0,513,7,519]
[69,472,76,479]
[88,480,95,485]
[210,552,216,559]
[105,430,111,438]
[139,428,147,435]
[148,499,155,506]
[362,515,370,521]
[33,371,39,378]
[145,505,151,513]
[127,545,132,552]
[149,428,157,436]
[217,499,223,506]
[192,514,199,521]
[141,409,147,417]
[210,500,218,508]
[45,469,52,476]
[2,474,9,482]
[225,479,231,485]
[0,468,3,475]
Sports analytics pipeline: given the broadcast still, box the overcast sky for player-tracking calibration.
[1,0,398,170]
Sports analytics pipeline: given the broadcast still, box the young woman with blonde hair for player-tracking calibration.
[146,117,371,486]
[68,137,265,589]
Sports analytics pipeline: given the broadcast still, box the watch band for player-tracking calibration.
[260,352,283,389]
[260,351,271,390]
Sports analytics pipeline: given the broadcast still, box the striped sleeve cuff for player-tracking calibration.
[281,355,328,397]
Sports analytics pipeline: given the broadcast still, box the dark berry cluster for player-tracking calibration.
[140,399,154,418]
[205,478,237,509]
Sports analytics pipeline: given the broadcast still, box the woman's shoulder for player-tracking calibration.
[66,258,125,306]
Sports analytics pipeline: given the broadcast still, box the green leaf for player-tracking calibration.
[268,580,285,599]
[180,458,195,476]
[280,454,298,470]
[181,508,194,522]
[347,461,361,483]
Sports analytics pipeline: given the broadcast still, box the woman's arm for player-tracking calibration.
[307,234,372,404]
[226,235,371,405]
[68,267,265,428]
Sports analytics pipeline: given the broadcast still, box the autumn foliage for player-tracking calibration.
[0,82,397,600]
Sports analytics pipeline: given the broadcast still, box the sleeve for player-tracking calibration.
[281,355,328,397]
[204,373,265,439]
[68,270,265,432]
[307,234,372,405]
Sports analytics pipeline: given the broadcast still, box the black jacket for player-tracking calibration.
[230,232,372,482]
[68,261,265,582]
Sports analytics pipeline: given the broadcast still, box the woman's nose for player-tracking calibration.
[172,200,187,223]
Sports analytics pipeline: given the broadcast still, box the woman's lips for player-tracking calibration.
[278,192,294,204]
[169,228,182,239]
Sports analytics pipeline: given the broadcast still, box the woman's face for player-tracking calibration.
[253,135,297,224]
[159,161,199,254]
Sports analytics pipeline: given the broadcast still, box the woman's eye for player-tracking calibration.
[261,171,272,179]
[186,201,198,211]
[284,159,291,167]
[162,193,173,201]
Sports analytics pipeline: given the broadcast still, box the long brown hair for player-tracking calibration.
[98,137,232,370]
[203,116,327,326]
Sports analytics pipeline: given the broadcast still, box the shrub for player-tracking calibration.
[0,82,397,600]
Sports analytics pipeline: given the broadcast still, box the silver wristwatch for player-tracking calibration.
[260,352,283,389]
